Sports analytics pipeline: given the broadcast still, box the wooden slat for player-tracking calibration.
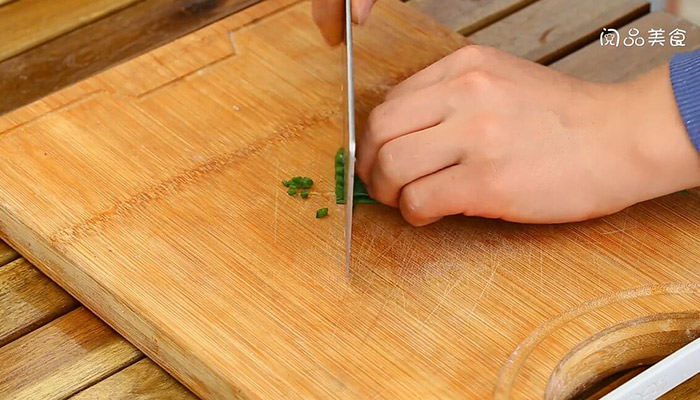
[407,0,537,35]
[70,359,196,400]
[0,0,140,62]
[0,0,16,8]
[0,258,78,347]
[0,240,18,266]
[0,307,143,400]
[552,12,700,81]
[468,0,649,63]
[0,0,263,115]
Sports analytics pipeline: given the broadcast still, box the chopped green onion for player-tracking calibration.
[287,187,297,196]
[334,147,379,205]
[282,180,290,187]
[316,208,329,218]
[287,176,313,189]
[300,190,309,198]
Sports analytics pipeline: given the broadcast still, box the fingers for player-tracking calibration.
[386,45,498,100]
[312,0,344,46]
[357,84,450,184]
[312,0,378,46]
[352,0,377,25]
[398,165,482,226]
[367,126,463,207]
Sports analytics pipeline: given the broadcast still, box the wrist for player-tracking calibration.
[624,64,700,200]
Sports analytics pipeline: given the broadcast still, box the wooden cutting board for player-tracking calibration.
[1,0,699,399]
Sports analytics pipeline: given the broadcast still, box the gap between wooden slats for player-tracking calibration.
[0,307,143,400]
[405,0,650,65]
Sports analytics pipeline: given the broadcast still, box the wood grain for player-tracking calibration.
[0,307,143,400]
[0,258,78,347]
[0,1,469,398]
[0,0,140,62]
[0,2,699,400]
[0,240,18,266]
[468,0,649,63]
[552,12,700,81]
[0,0,266,115]
[407,0,537,35]
[70,359,196,400]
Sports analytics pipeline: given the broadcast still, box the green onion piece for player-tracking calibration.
[300,190,309,198]
[354,177,371,196]
[335,148,345,166]
[287,187,297,196]
[316,208,329,218]
[333,147,380,205]
[288,176,313,189]
[282,180,290,187]
[354,197,380,204]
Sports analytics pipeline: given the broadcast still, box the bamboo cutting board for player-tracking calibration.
[1,0,700,399]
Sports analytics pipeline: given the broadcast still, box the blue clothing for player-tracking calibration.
[670,49,700,152]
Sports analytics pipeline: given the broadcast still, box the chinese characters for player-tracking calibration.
[600,27,687,47]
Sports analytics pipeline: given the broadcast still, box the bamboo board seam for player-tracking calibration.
[0,89,104,137]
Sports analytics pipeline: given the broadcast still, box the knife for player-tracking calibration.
[601,337,700,400]
[342,0,356,274]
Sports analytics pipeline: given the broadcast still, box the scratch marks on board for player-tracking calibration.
[360,292,392,344]
[421,267,468,328]
[601,209,636,242]
[467,260,498,320]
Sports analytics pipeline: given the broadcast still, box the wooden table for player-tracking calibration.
[1,0,699,398]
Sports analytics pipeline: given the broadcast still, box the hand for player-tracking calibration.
[312,0,377,46]
[357,45,700,226]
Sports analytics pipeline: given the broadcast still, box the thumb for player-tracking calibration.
[352,0,377,25]
[312,0,344,46]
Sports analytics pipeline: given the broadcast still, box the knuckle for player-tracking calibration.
[445,71,499,109]
[366,103,392,137]
[454,70,496,93]
[375,144,401,186]
[453,45,492,66]
[366,106,383,132]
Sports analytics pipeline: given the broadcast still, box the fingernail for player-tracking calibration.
[357,0,372,25]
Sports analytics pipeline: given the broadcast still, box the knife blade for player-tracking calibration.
[342,0,356,274]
